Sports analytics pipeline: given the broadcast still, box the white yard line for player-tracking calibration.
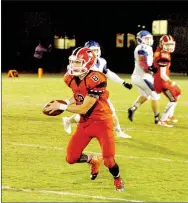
[7,142,188,163]
[121,128,175,134]
[2,186,143,202]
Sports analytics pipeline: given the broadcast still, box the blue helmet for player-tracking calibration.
[84,40,101,57]
[136,30,153,46]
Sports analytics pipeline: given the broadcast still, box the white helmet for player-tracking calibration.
[136,30,154,46]
[67,47,96,76]
[159,35,176,53]
[84,40,101,57]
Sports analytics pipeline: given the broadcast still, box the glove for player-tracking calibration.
[123,81,133,90]
[148,66,158,74]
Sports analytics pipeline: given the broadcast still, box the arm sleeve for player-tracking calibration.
[160,66,170,81]
[138,49,153,66]
[137,50,150,72]
[105,69,124,85]
[157,53,171,81]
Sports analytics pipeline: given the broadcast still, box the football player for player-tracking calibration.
[45,47,125,191]
[127,30,160,124]
[153,35,181,127]
[62,40,133,138]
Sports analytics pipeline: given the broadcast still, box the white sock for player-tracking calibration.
[114,125,121,132]
[131,102,140,111]
[161,102,176,121]
[169,102,177,118]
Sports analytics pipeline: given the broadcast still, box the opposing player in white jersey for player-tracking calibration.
[128,30,160,124]
[62,40,133,138]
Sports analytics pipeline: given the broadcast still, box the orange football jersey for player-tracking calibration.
[64,71,112,122]
[153,47,171,79]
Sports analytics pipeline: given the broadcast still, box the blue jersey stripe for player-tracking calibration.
[138,50,148,56]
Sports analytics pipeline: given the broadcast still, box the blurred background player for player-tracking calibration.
[153,35,181,127]
[45,47,125,191]
[33,40,52,73]
[62,40,133,138]
[128,30,160,124]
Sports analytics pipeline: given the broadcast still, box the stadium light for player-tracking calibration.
[152,20,168,36]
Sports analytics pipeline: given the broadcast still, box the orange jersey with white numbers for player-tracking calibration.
[64,70,112,122]
[153,47,171,80]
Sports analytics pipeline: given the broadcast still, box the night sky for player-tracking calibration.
[2,1,187,32]
[2,1,188,73]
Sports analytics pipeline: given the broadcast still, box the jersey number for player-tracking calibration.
[91,75,99,82]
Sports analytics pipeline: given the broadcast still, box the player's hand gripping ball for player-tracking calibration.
[42,100,67,116]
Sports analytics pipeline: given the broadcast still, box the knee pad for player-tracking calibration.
[151,91,160,100]
[103,157,115,168]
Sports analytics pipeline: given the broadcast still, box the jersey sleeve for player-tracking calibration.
[63,72,74,87]
[137,44,149,56]
[101,58,108,74]
[86,71,107,98]
[138,45,153,67]
[137,49,148,56]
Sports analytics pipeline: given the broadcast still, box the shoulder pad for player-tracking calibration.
[64,73,74,87]
[98,57,107,64]
[86,71,107,89]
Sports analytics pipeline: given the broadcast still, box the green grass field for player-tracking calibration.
[2,73,188,202]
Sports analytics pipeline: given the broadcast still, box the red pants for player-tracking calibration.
[154,80,181,101]
[66,119,115,168]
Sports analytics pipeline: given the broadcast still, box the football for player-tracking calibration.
[42,100,67,116]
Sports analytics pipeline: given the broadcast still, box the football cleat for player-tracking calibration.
[167,116,178,123]
[154,114,160,124]
[89,155,102,180]
[114,177,125,192]
[158,120,173,128]
[116,130,132,139]
[128,108,135,122]
[62,117,72,134]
